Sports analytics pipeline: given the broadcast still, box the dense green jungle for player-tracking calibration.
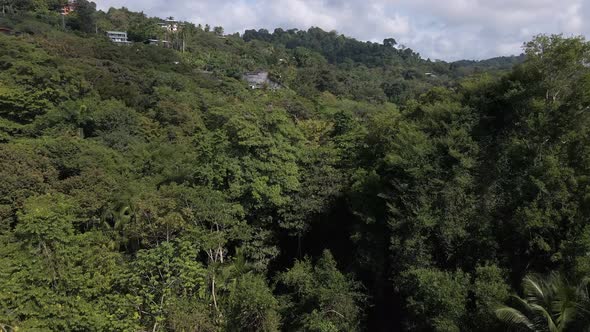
[0,1,589,331]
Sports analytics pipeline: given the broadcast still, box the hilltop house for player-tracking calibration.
[242,71,281,90]
[61,0,77,15]
[158,19,180,32]
[147,39,171,48]
[106,31,131,44]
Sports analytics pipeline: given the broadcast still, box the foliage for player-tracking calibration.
[0,4,588,331]
[277,250,365,332]
[495,272,590,332]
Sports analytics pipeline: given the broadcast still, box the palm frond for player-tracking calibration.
[523,275,547,304]
[552,284,578,330]
[556,306,577,330]
[530,303,558,332]
[497,272,590,332]
[575,278,590,316]
[510,295,535,317]
[495,307,536,331]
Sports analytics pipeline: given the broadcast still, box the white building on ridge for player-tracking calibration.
[106,31,131,44]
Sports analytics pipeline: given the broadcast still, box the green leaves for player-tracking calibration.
[0,193,136,331]
[124,240,208,329]
[227,273,280,332]
[0,83,52,123]
[495,272,590,332]
[278,250,365,332]
[3,10,590,332]
[15,193,76,245]
[402,268,470,331]
[495,306,536,331]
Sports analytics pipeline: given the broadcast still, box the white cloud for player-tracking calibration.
[96,0,590,61]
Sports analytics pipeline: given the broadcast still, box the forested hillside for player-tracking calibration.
[1,1,589,331]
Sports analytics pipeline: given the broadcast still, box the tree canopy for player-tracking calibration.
[0,2,588,331]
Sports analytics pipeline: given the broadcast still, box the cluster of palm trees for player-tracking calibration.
[496,272,590,331]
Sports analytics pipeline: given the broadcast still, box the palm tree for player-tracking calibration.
[576,278,590,331]
[495,272,590,332]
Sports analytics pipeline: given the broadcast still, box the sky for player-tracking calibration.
[96,0,590,61]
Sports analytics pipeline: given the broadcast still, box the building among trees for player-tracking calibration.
[158,18,180,32]
[242,71,281,89]
[61,0,77,15]
[147,39,171,48]
[106,31,130,44]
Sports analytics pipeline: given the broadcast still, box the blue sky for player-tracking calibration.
[96,0,590,61]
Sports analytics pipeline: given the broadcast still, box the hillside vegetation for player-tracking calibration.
[1,1,589,331]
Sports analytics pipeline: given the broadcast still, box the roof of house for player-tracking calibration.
[147,39,170,43]
[243,71,270,84]
[242,71,281,89]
